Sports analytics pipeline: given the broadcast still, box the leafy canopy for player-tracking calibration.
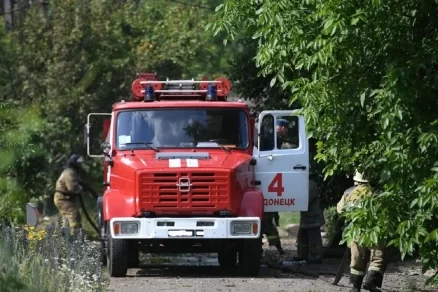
[0,0,232,225]
[209,0,438,284]
[226,34,353,210]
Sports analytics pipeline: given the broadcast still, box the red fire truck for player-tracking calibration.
[85,73,309,277]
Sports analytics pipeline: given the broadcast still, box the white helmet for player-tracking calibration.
[353,170,369,183]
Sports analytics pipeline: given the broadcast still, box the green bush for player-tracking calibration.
[0,218,108,292]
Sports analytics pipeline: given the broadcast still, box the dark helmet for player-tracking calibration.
[276,119,289,127]
[67,154,84,168]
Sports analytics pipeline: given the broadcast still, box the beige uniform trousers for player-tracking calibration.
[350,241,388,276]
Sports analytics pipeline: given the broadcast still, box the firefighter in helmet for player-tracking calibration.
[337,170,388,292]
[53,154,85,236]
[275,118,289,148]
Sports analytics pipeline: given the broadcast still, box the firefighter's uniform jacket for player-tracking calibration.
[337,184,388,276]
[53,167,83,235]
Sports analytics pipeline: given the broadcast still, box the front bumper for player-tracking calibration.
[109,217,261,239]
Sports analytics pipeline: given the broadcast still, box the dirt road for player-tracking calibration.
[107,238,431,292]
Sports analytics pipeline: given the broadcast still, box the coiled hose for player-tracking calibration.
[78,182,100,235]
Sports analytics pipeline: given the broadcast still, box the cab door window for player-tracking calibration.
[276,116,299,150]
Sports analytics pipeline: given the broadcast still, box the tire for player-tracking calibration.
[127,241,139,268]
[238,237,262,277]
[218,250,238,268]
[107,227,129,277]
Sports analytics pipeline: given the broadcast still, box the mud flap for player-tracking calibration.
[26,203,41,227]
[97,197,104,237]
[97,197,107,266]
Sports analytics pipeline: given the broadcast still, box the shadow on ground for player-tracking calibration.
[131,265,285,279]
[127,249,410,280]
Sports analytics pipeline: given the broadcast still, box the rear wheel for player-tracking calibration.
[107,226,129,277]
[218,249,238,268]
[238,237,262,277]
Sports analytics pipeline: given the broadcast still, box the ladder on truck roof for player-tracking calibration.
[130,73,232,102]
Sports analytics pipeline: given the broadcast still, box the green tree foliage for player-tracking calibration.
[1,0,231,224]
[227,36,293,112]
[0,24,44,224]
[209,0,438,284]
[227,35,352,210]
[123,0,236,79]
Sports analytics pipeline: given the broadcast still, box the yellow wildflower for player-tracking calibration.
[23,225,47,250]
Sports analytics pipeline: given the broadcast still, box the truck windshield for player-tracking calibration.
[116,108,249,149]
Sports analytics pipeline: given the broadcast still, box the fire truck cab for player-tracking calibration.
[85,73,309,277]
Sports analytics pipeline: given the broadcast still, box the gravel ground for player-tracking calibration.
[107,237,436,292]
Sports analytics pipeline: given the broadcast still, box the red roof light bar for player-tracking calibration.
[130,73,232,102]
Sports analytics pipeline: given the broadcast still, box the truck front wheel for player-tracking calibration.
[218,250,238,268]
[238,237,262,277]
[107,227,129,277]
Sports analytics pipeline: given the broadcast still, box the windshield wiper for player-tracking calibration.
[123,142,160,152]
[219,145,232,153]
[194,141,232,153]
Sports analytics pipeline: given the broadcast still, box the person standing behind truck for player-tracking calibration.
[261,212,285,256]
[292,169,325,264]
[337,170,388,292]
[53,154,85,236]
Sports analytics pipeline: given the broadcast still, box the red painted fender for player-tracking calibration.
[240,189,264,219]
[103,189,136,221]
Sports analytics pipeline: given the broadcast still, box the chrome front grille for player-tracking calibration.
[138,171,230,210]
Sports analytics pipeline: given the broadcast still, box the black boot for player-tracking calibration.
[275,243,285,255]
[363,270,383,291]
[349,274,364,292]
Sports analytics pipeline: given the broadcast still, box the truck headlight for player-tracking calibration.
[231,221,258,235]
[113,221,139,235]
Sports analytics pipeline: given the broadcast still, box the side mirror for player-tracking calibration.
[86,113,112,158]
[101,142,111,156]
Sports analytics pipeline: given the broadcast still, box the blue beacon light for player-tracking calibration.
[144,85,155,102]
[206,84,217,101]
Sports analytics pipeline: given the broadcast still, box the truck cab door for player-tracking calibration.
[253,110,309,212]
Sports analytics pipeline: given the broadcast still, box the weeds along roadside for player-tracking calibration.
[0,217,109,292]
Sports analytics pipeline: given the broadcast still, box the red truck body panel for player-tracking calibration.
[103,149,257,220]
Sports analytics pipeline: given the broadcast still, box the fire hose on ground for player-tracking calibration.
[78,181,100,235]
